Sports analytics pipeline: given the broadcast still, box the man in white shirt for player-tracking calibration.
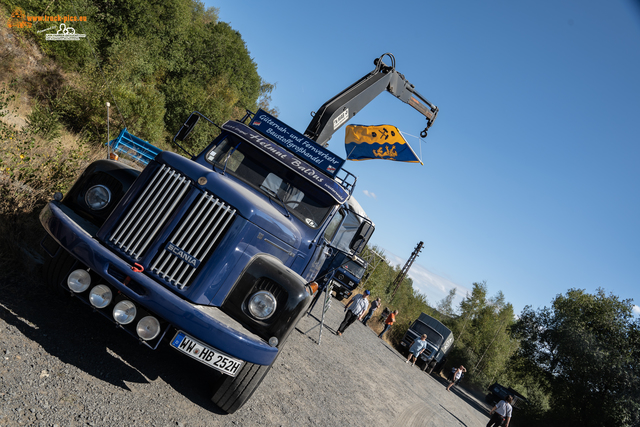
[336,290,370,336]
[487,395,513,427]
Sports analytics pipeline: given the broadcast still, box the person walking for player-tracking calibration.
[336,290,370,336]
[487,395,513,427]
[448,366,456,383]
[446,365,467,391]
[378,309,398,339]
[361,297,381,326]
[405,334,428,366]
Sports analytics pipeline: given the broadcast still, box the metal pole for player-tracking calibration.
[304,280,334,346]
[317,283,333,345]
[106,101,110,159]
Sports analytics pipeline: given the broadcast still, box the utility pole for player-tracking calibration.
[389,241,423,301]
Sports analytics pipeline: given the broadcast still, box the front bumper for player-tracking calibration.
[331,282,353,300]
[40,201,278,366]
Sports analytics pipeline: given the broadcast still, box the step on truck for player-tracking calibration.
[38,53,438,413]
[400,312,453,373]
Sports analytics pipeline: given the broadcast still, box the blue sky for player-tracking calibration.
[207,0,640,317]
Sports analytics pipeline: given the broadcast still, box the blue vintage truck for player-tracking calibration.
[38,54,438,412]
[321,253,368,301]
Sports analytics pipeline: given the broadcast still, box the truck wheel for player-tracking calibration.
[211,358,273,413]
[42,242,76,292]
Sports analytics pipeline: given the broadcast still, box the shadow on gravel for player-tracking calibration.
[433,375,491,420]
[379,339,409,362]
[0,264,228,416]
[439,404,470,427]
[451,387,491,418]
[297,312,340,344]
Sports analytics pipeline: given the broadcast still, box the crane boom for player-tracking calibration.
[304,53,439,147]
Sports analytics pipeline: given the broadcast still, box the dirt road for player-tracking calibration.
[0,270,491,426]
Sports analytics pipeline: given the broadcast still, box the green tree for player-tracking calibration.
[5,0,273,150]
[436,287,457,318]
[447,282,517,386]
[512,288,640,427]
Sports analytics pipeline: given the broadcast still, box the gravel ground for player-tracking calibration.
[0,268,492,427]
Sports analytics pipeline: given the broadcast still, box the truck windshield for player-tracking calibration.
[342,260,366,279]
[412,322,444,347]
[206,134,336,228]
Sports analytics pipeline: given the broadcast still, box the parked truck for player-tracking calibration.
[400,313,454,373]
[38,53,437,413]
[316,196,372,301]
[486,383,528,409]
[320,253,368,301]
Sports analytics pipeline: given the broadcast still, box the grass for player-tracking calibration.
[0,11,109,284]
[0,80,102,286]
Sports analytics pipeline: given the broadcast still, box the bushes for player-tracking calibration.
[0,81,97,277]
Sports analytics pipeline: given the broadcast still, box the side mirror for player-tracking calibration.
[174,113,200,142]
[349,221,374,253]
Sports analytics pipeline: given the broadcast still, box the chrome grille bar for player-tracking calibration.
[150,192,236,289]
[108,165,191,259]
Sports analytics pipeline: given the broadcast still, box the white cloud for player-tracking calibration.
[383,249,470,312]
[362,190,377,199]
[633,305,640,317]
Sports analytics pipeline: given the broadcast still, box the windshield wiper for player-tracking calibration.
[261,187,291,218]
[220,143,240,175]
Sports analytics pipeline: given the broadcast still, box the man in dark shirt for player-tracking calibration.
[361,297,381,326]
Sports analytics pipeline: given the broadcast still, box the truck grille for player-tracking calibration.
[150,191,236,289]
[108,164,236,289]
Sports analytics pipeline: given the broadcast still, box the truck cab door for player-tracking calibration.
[305,208,346,280]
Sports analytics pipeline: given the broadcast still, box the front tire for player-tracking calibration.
[42,239,76,292]
[211,359,272,413]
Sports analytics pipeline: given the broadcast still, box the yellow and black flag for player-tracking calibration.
[344,125,422,165]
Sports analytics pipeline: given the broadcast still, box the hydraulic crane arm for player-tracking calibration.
[304,53,439,147]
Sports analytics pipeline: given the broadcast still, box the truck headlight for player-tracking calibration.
[113,300,137,324]
[136,316,161,340]
[247,291,277,320]
[89,285,112,308]
[67,269,91,293]
[85,185,111,210]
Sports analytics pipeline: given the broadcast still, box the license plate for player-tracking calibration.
[170,331,243,377]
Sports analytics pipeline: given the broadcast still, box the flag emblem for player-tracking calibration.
[344,125,422,164]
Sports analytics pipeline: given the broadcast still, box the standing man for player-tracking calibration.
[362,297,381,326]
[487,395,513,427]
[378,309,398,339]
[336,290,370,336]
[405,334,428,366]
[446,365,467,391]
